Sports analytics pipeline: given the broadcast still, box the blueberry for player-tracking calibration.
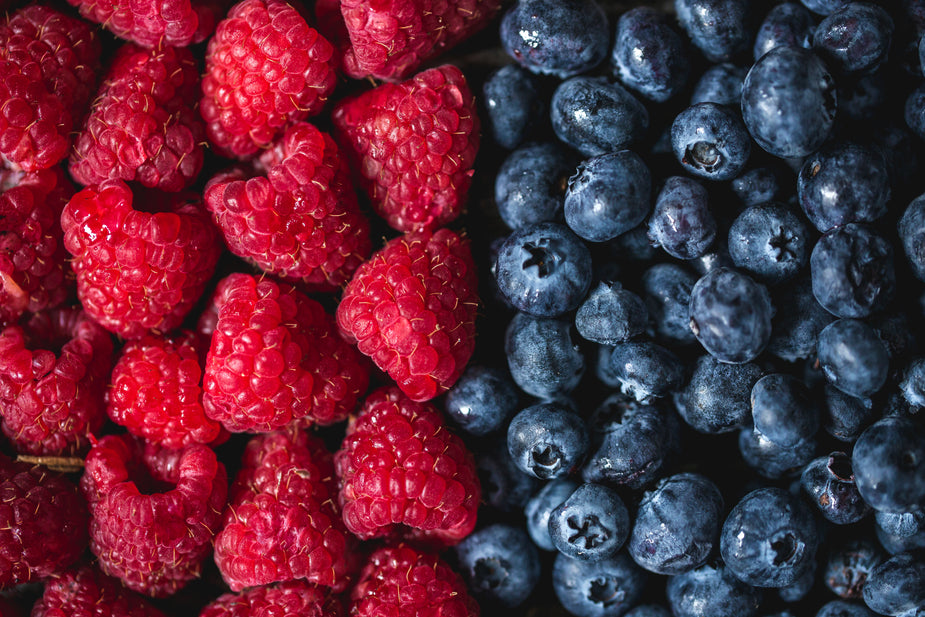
[779,560,817,602]
[671,103,751,181]
[482,64,545,150]
[728,202,810,286]
[642,263,698,345]
[814,3,895,75]
[800,0,850,15]
[767,274,836,362]
[607,341,686,403]
[494,222,593,317]
[475,440,542,512]
[454,524,542,608]
[904,82,925,141]
[876,509,925,538]
[495,143,574,231]
[741,46,837,159]
[610,224,660,263]
[691,237,736,276]
[817,600,879,617]
[525,478,580,551]
[552,552,647,617]
[824,540,884,599]
[731,167,782,207]
[665,561,763,617]
[549,483,630,562]
[898,193,925,282]
[564,150,652,243]
[691,63,748,106]
[507,401,590,480]
[720,487,819,587]
[751,374,818,447]
[900,357,925,407]
[852,416,925,513]
[500,0,610,78]
[798,141,891,233]
[811,224,896,319]
[823,383,875,442]
[753,2,815,60]
[674,0,751,62]
[505,312,585,399]
[862,553,925,616]
[870,310,915,360]
[817,318,890,398]
[625,606,672,617]
[801,452,873,524]
[575,281,648,345]
[551,77,650,158]
[689,267,774,364]
[444,365,519,436]
[738,428,818,479]
[628,473,724,575]
[612,7,690,102]
[675,354,763,433]
[648,176,716,260]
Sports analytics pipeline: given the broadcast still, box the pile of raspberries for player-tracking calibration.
[0,0,497,613]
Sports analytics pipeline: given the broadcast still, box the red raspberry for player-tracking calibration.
[205,122,371,291]
[0,306,112,455]
[350,545,479,617]
[335,386,480,545]
[202,272,369,433]
[0,166,74,326]
[65,0,225,48]
[107,330,225,450]
[69,43,205,193]
[0,456,88,587]
[61,179,222,340]
[80,434,228,597]
[336,227,478,402]
[200,0,337,159]
[201,580,343,617]
[31,564,166,617]
[0,5,101,171]
[332,65,480,232]
[213,430,355,592]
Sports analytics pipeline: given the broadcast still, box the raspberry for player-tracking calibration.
[213,430,355,592]
[0,166,75,326]
[349,545,479,617]
[107,330,225,450]
[200,0,337,159]
[80,434,228,597]
[0,456,88,587]
[65,0,224,48]
[0,5,101,171]
[61,179,222,340]
[205,122,371,291]
[0,306,112,455]
[69,43,205,193]
[335,386,480,545]
[31,564,166,617]
[201,580,343,617]
[332,65,480,232]
[202,273,369,433]
[336,228,479,402]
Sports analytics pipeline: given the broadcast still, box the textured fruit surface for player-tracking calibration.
[0,306,112,455]
[32,564,167,617]
[200,580,342,617]
[65,0,223,47]
[332,65,480,232]
[203,273,369,433]
[200,0,337,159]
[337,227,478,401]
[61,179,222,340]
[335,386,480,544]
[205,122,370,290]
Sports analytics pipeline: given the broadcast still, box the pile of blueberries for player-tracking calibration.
[440,0,925,615]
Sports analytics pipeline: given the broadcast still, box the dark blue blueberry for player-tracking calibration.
[595,343,623,388]
[801,452,873,524]
[606,341,686,402]
[612,7,690,102]
[689,267,774,364]
[505,312,585,399]
[811,224,896,319]
[550,77,649,158]
[482,64,545,150]
[853,416,925,513]
[731,167,782,207]
[625,606,671,617]
[494,222,592,317]
[753,2,815,60]
[672,103,752,181]
[454,524,542,608]
[825,540,884,599]
[798,141,891,233]
[674,0,751,62]
[576,281,648,345]
[904,82,925,141]
[642,263,698,345]
[444,365,519,436]
[675,354,762,433]
[817,318,890,398]
[692,237,736,276]
[525,478,580,551]
[837,72,888,122]
[507,401,590,480]
[871,311,915,359]
[628,473,724,575]
[728,202,810,285]
[552,552,647,617]
[800,0,850,15]
[564,150,652,242]
[877,523,925,554]
[495,143,574,231]
[475,440,541,512]
[779,559,816,602]
[814,3,895,75]
[549,483,630,562]
[862,553,925,616]
[648,176,716,260]
[817,601,878,617]
[768,276,836,363]
[876,509,925,538]
[901,357,925,407]
[738,428,818,479]
[720,487,819,588]
[751,373,818,447]
[665,561,763,617]
[690,63,748,106]
[741,46,837,159]
[500,0,610,78]
[609,224,660,263]
[898,193,925,282]
[823,384,875,442]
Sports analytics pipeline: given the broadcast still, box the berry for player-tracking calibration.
[504,312,585,399]
[690,63,747,106]
[525,478,579,551]
[495,142,574,231]
[454,523,541,607]
[665,561,763,617]
[753,2,815,61]
[548,482,630,562]
[817,600,878,617]
[642,263,698,345]
[444,365,520,436]
[507,401,589,480]
[852,416,925,513]
[671,103,751,181]
[824,540,883,599]
[862,553,925,616]
[727,202,809,285]
[332,65,480,232]
[767,274,835,362]
[474,438,540,513]
[814,3,894,75]
[648,176,716,261]
[738,427,818,480]
[801,452,872,525]
[605,341,686,402]
[32,565,167,617]
[611,7,690,103]
[674,0,751,62]
[200,581,342,617]
[898,192,925,282]
[817,318,890,398]
[482,64,545,149]
[65,0,222,48]
[552,552,647,617]
[731,167,782,207]
[575,281,648,345]
[750,373,818,448]
[675,354,762,434]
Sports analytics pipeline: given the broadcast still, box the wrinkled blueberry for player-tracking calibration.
[898,192,925,282]
[824,540,884,599]
[751,373,818,447]
[676,354,762,433]
[666,561,763,617]
[606,341,686,402]
[576,281,648,345]
[738,428,818,479]
[505,312,585,399]
[862,553,925,616]
[674,0,751,62]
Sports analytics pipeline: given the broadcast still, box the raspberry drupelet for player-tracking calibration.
[65,0,225,48]
[200,580,343,617]
[32,564,167,617]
